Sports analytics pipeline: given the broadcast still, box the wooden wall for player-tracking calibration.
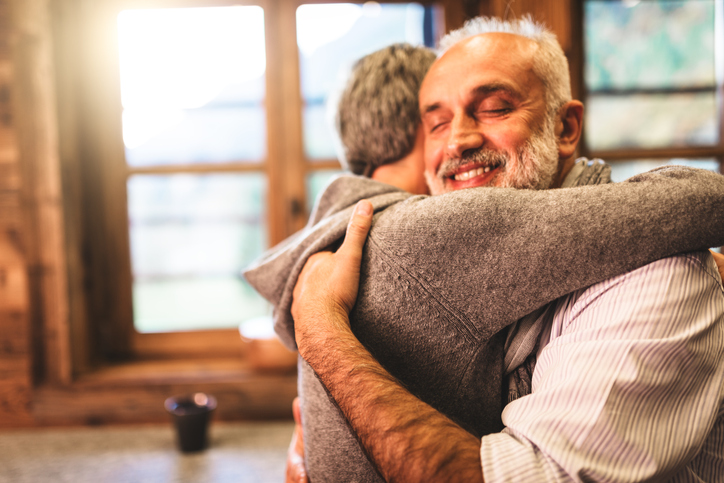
[0,0,34,427]
[0,0,576,428]
[1,0,71,428]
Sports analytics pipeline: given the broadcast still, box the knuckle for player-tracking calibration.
[347,222,369,238]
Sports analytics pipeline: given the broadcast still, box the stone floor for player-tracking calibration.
[0,421,294,483]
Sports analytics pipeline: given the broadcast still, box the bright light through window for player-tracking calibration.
[296,4,364,56]
[296,2,429,159]
[117,6,270,332]
[117,6,266,152]
[118,6,265,109]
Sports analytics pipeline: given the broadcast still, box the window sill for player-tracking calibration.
[32,357,297,426]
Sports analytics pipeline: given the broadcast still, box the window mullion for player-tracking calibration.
[264,0,307,246]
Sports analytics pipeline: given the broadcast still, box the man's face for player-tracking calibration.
[419,33,560,195]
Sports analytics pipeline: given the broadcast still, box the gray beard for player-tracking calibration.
[427,114,560,195]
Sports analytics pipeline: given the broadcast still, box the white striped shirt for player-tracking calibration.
[481,252,724,482]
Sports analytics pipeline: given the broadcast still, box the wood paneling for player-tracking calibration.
[11,0,72,386]
[0,232,33,427]
[0,0,33,428]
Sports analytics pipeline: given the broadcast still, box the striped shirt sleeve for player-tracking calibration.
[480,252,724,482]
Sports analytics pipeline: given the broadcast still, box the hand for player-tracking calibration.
[285,397,307,483]
[712,250,724,284]
[292,200,374,356]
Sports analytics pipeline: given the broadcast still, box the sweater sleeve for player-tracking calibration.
[363,166,724,341]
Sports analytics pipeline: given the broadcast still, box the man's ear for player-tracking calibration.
[555,100,584,160]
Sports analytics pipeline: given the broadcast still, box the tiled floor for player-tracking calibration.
[0,421,294,483]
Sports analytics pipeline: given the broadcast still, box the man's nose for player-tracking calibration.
[445,114,483,159]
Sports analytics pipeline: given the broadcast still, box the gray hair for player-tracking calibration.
[335,43,437,176]
[439,15,571,117]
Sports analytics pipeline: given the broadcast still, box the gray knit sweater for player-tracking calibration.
[244,164,724,482]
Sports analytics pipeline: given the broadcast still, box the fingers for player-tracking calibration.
[285,427,308,483]
[286,397,308,483]
[293,252,330,302]
[292,397,301,424]
[291,200,373,346]
[338,200,373,262]
[292,397,303,436]
[711,250,724,284]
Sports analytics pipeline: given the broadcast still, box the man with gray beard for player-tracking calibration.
[423,95,561,193]
[248,17,724,483]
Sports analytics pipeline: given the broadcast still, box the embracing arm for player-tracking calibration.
[293,200,724,482]
[370,167,724,336]
[292,201,484,482]
[294,208,724,483]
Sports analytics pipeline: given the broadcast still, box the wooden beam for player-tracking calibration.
[128,162,268,175]
[591,146,724,162]
[0,215,33,427]
[33,359,297,425]
[9,0,72,385]
[276,0,308,239]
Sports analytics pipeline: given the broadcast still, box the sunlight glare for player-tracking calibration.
[296,4,363,57]
[117,6,266,110]
[122,108,185,149]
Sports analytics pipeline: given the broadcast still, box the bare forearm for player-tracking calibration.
[302,318,484,483]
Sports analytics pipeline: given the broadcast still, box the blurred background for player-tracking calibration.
[0,0,722,430]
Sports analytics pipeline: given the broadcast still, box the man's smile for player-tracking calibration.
[453,164,497,181]
[445,161,503,189]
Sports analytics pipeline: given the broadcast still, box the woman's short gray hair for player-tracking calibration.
[335,43,437,176]
[439,15,571,117]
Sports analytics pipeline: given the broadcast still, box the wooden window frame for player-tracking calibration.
[572,0,724,174]
[56,0,453,365]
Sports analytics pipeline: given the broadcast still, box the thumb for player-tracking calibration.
[337,200,373,261]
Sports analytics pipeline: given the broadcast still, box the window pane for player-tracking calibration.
[302,105,341,160]
[608,158,720,183]
[127,174,269,333]
[123,106,265,166]
[306,170,343,213]
[118,7,266,166]
[297,3,434,160]
[585,92,718,150]
[585,0,715,91]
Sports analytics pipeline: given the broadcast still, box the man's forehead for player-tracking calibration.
[420,32,539,103]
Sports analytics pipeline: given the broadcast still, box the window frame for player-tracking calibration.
[574,0,724,175]
[52,0,454,375]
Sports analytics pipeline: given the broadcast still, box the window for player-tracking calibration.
[581,0,724,181]
[118,6,270,334]
[297,2,440,206]
[57,0,445,365]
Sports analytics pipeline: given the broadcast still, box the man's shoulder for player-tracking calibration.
[614,251,720,289]
[576,251,721,299]
[548,251,724,338]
